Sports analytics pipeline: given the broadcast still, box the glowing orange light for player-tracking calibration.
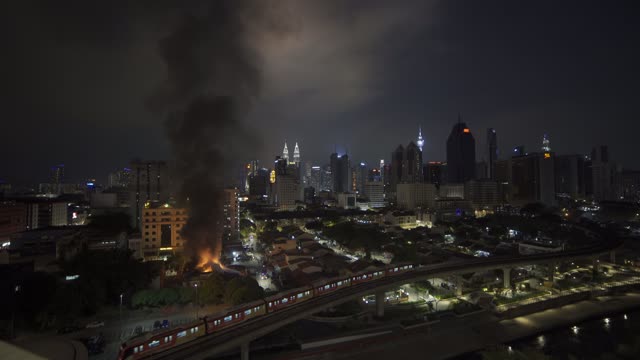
[463,128,470,133]
[197,248,224,273]
[544,153,551,159]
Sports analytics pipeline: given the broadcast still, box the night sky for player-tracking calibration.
[2,0,639,184]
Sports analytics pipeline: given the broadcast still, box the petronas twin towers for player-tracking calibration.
[282,141,300,165]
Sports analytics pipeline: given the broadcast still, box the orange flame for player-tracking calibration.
[197,248,225,272]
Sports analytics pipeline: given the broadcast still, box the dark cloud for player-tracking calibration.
[1,0,639,185]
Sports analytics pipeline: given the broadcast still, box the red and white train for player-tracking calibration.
[117,263,415,359]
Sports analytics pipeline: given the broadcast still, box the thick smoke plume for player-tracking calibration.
[152,1,282,262]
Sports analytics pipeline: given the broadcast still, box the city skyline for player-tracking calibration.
[2,1,640,184]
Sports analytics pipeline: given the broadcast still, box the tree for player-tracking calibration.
[223,277,264,305]
[200,272,226,304]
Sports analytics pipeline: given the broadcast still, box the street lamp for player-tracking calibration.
[194,283,199,319]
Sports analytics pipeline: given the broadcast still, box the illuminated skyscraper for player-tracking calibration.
[541,134,551,152]
[293,142,301,165]
[282,141,289,162]
[417,125,424,152]
[446,118,476,183]
[330,153,350,193]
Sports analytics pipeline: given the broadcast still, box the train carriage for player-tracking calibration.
[117,321,205,360]
[265,285,313,312]
[385,263,415,276]
[205,299,266,334]
[350,268,386,285]
[312,276,351,296]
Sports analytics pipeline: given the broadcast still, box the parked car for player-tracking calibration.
[153,320,162,330]
[161,320,170,329]
[86,321,105,329]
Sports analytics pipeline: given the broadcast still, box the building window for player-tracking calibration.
[145,232,149,235]
[145,225,149,229]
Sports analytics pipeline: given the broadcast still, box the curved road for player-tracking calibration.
[147,239,621,360]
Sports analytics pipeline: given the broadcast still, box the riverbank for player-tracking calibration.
[261,292,640,360]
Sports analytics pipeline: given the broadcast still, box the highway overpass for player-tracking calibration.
[147,239,621,360]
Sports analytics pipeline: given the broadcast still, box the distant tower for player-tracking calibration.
[293,142,301,165]
[416,125,425,152]
[487,128,498,180]
[541,134,551,152]
[282,141,289,162]
[446,117,476,183]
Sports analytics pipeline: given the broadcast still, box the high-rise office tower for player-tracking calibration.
[108,167,132,188]
[446,119,476,183]
[282,142,289,162]
[555,155,586,199]
[129,160,170,230]
[310,166,322,191]
[487,128,498,180]
[403,142,423,183]
[390,145,404,193]
[223,188,240,242]
[590,145,621,201]
[355,162,368,193]
[417,126,425,152]
[379,160,385,184]
[330,153,350,193]
[321,164,332,192]
[50,164,65,194]
[293,142,301,165]
[510,152,555,206]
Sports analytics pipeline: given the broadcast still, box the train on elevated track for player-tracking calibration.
[117,263,414,359]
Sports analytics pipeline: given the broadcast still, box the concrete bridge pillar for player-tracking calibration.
[376,291,385,317]
[241,341,250,360]
[610,250,616,264]
[502,267,512,289]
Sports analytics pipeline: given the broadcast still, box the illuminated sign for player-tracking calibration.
[270,170,276,184]
[463,128,470,133]
[159,247,173,251]
[544,152,551,159]
[65,275,80,281]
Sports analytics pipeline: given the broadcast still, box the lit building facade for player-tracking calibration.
[141,203,187,257]
[223,188,240,242]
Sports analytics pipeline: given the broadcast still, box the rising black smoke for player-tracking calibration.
[152,1,279,261]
